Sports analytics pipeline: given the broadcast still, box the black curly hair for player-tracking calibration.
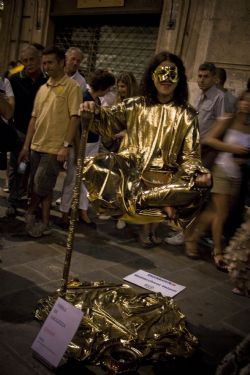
[88,69,115,91]
[140,51,188,106]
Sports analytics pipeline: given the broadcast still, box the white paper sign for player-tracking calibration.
[124,269,185,297]
[31,297,84,368]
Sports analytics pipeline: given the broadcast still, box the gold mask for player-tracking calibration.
[153,65,179,83]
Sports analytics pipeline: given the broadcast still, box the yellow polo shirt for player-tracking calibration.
[31,74,82,154]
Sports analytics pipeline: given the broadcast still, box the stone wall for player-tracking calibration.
[0,0,51,75]
[0,0,249,102]
[157,0,250,103]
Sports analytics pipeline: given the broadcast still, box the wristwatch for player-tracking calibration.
[63,141,73,148]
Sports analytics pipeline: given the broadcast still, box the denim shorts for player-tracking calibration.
[30,151,61,197]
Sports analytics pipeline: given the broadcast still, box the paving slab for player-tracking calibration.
[0,172,249,374]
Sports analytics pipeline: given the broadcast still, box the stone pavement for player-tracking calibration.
[0,171,250,375]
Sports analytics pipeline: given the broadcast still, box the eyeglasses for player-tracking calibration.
[153,65,179,83]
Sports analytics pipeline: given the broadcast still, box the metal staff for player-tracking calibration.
[60,112,92,297]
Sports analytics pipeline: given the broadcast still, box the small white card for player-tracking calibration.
[124,269,185,297]
[31,297,84,368]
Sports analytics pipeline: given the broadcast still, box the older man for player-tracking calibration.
[65,47,86,91]
[7,45,47,216]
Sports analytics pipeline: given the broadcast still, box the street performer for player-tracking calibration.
[80,51,212,245]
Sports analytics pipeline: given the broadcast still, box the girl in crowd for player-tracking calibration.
[116,72,138,103]
[185,89,250,271]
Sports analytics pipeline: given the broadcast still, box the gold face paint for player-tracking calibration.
[153,65,179,83]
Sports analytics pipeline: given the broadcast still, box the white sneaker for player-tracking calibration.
[27,222,52,238]
[116,219,126,230]
[98,214,111,220]
[55,197,61,206]
[164,231,184,245]
[25,213,36,231]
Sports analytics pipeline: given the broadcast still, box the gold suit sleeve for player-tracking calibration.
[178,113,208,176]
[91,101,127,139]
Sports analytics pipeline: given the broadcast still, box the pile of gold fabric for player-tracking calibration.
[35,280,198,373]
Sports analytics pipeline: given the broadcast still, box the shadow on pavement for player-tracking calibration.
[0,268,50,323]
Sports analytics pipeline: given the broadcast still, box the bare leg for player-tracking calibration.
[210,193,230,271]
[138,224,154,248]
[25,191,41,232]
[79,209,92,224]
[78,209,97,229]
[41,194,52,226]
[150,223,162,244]
[184,202,214,259]
[61,211,69,224]
[27,191,42,215]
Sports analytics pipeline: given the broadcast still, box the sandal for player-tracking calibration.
[232,288,250,298]
[150,233,162,245]
[185,241,200,260]
[79,217,97,229]
[138,233,155,249]
[212,252,228,273]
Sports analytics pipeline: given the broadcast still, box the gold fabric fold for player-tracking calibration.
[83,97,209,228]
[34,280,198,368]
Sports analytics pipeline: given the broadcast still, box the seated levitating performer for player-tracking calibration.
[80,51,212,243]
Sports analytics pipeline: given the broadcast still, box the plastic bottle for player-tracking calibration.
[18,161,27,174]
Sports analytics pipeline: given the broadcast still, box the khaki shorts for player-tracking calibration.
[211,164,241,196]
[30,151,61,197]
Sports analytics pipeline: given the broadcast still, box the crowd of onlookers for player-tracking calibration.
[0,43,249,295]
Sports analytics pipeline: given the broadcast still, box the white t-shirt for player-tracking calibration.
[0,77,14,97]
[70,70,87,92]
[216,128,250,178]
[0,77,14,123]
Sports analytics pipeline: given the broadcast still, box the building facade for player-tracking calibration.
[0,0,249,100]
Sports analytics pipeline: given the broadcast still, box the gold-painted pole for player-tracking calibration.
[60,113,92,297]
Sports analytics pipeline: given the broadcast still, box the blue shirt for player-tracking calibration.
[195,85,225,139]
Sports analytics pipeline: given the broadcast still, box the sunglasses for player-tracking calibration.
[153,65,179,83]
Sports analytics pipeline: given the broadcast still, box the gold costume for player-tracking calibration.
[35,280,198,370]
[83,96,209,228]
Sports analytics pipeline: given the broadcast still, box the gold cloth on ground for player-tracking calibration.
[35,280,198,368]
